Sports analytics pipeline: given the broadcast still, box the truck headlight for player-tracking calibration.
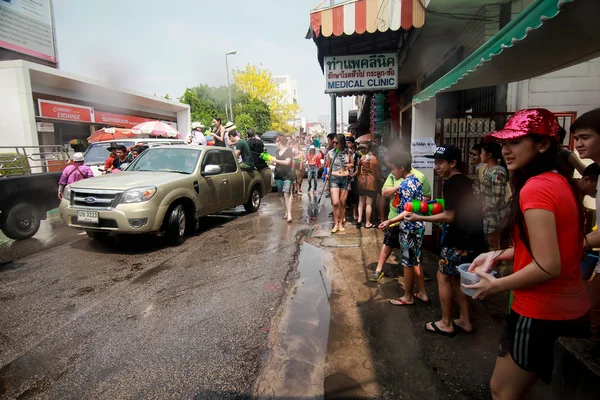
[63,185,72,201]
[120,187,157,204]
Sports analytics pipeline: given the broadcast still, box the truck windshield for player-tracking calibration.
[84,142,135,164]
[128,148,201,174]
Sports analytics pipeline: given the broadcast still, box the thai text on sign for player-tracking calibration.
[324,53,398,93]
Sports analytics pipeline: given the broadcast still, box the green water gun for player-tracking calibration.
[260,152,275,162]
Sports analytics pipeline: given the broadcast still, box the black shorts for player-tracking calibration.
[358,189,378,198]
[498,310,590,384]
[383,225,401,249]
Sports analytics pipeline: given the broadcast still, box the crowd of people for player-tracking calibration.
[292,108,600,399]
[56,107,600,397]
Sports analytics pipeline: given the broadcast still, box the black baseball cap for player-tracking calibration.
[583,163,600,179]
[425,144,462,162]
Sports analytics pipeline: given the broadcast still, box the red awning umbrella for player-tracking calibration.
[88,127,136,142]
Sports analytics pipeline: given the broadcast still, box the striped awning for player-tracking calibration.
[310,0,426,38]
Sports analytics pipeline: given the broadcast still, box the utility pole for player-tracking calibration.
[340,97,344,134]
[225,50,237,122]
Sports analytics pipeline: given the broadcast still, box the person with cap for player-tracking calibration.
[58,152,94,199]
[462,109,590,398]
[210,117,227,147]
[578,162,600,198]
[104,144,118,171]
[227,130,254,170]
[404,144,486,337]
[187,122,207,146]
[223,121,236,149]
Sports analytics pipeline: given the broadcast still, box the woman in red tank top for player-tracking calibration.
[465,108,591,399]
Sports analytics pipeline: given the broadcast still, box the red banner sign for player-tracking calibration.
[38,100,94,122]
[94,111,152,128]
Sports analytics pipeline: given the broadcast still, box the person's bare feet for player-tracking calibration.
[453,319,474,333]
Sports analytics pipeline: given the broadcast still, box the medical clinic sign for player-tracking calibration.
[324,53,398,94]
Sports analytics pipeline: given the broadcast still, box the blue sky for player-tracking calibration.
[52,0,351,122]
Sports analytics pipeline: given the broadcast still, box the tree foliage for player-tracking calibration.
[179,84,272,134]
[232,65,300,135]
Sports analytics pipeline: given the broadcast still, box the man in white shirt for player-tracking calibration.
[186,122,207,145]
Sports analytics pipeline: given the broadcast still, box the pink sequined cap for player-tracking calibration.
[486,108,560,141]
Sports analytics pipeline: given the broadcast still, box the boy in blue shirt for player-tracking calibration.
[378,151,426,306]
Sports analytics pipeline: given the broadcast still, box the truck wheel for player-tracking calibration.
[85,230,110,240]
[0,203,41,240]
[244,186,261,213]
[165,204,186,245]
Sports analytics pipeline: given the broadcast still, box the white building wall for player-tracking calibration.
[507,0,600,118]
[507,58,600,118]
[0,67,37,146]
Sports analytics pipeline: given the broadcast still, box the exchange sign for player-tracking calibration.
[324,53,398,94]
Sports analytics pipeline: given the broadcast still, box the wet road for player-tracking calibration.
[0,193,317,399]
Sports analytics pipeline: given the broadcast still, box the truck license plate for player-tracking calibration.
[78,211,99,223]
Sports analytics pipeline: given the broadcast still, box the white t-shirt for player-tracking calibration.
[185,130,207,145]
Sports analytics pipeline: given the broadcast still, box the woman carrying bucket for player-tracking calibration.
[464,109,591,399]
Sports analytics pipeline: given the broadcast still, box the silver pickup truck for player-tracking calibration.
[59,145,271,244]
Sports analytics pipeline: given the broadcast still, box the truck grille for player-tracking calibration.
[71,189,122,209]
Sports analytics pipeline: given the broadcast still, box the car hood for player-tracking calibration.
[69,171,190,191]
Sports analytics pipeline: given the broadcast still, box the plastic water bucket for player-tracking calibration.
[458,263,480,296]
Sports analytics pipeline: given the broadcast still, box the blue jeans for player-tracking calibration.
[307,167,318,191]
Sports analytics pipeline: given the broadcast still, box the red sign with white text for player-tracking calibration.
[94,111,153,128]
[38,100,94,122]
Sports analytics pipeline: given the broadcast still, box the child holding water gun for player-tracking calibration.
[376,152,428,306]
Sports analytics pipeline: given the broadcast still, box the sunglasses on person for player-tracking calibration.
[333,141,339,145]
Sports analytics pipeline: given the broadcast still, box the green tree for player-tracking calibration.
[234,97,271,134]
[180,84,272,134]
[232,64,301,135]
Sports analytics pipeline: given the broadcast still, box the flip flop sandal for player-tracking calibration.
[368,271,384,282]
[364,224,374,229]
[453,321,475,334]
[389,298,415,306]
[424,322,455,338]
[414,293,432,305]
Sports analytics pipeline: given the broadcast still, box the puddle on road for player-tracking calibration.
[255,241,332,396]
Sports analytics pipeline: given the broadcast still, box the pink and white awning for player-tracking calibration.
[310,0,426,38]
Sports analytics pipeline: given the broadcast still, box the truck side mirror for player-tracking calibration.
[202,164,221,176]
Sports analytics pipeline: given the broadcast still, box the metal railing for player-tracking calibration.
[0,145,71,176]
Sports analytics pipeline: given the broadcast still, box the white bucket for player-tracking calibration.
[458,263,480,296]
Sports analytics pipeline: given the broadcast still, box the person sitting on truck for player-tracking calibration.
[109,145,131,172]
[58,152,93,199]
[104,144,118,171]
[228,130,254,170]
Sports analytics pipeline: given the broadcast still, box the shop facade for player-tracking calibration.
[0,60,190,149]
